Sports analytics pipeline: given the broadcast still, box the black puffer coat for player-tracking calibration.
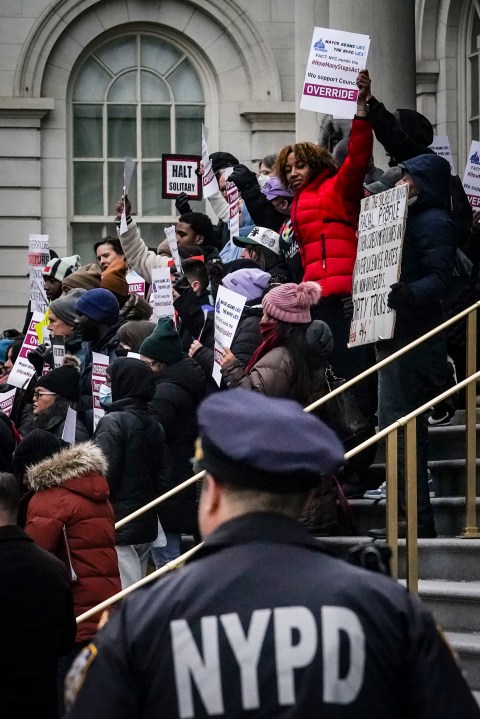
[149,357,206,533]
[93,358,165,545]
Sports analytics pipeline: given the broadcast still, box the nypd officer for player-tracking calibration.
[66,389,479,718]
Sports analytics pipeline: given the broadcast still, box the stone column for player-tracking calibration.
[295,0,417,157]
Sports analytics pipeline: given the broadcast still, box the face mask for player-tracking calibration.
[98,384,112,408]
[257,174,270,188]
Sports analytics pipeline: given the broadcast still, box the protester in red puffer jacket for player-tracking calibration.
[24,439,120,643]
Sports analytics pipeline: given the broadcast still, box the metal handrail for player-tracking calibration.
[115,300,480,532]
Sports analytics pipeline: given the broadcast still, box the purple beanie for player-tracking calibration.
[222,268,271,301]
[262,281,321,324]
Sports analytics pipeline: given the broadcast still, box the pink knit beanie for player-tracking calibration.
[262,281,321,324]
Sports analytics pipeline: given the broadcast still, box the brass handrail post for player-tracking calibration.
[405,419,418,594]
[462,310,480,537]
[385,430,398,579]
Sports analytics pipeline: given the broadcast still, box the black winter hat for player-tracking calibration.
[36,364,80,403]
[394,109,434,149]
[109,357,156,402]
[209,152,239,174]
[13,429,64,477]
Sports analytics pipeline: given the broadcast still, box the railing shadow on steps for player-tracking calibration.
[76,301,480,624]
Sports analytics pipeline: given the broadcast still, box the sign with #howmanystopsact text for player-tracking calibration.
[300,27,370,119]
[348,184,408,347]
[212,286,246,387]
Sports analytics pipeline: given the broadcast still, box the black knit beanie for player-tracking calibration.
[139,317,184,365]
[209,152,239,174]
[36,365,80,403]
[13,429,64,477]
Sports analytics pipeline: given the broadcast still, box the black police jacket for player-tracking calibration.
[67,513,479,719]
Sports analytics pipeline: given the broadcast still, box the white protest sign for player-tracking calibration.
[224,168,240,243]
[151,267,174,321]
[164,225,183,274]
[162,154,201,199]
[126,270,146,298]
[62,406,77,444]
[0,387,16,417]
[28,235,49,314]
[120,157,136,235]
[8,311,45,388]
[348,184,408,347]
[213,285,246,386]
[462,141,480,209]
[202,125,219,199]
[300,27,370,119]
[430,136,456,175]
[92,352,109,431]
[51,336,65,368]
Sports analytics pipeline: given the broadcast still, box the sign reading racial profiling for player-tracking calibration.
[300,27,370,119]
[348,184,409,347]
[28,234,50,314]
[462,141,480,208]
[430,136,456,175]
[8,311,45,388]
[151,267,174,321]
[162,154,201,200]
[91,352,109,431]
[212,286,246,387]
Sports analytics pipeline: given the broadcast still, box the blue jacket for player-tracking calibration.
[395,153,456,339]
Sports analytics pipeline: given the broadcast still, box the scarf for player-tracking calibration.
[245,320,281,373]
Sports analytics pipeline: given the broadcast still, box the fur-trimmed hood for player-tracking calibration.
[26,441,109,500]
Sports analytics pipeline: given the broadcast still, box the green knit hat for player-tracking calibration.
[139,317,184,365]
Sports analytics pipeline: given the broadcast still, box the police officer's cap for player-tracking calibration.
[198,389,345,492]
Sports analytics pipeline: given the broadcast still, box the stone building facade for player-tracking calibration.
[0,0,475,328]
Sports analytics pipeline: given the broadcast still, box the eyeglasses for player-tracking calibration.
[33,391,57,400]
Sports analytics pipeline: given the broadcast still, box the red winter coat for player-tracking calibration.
[25,441,121,642]
[291,118,373,296]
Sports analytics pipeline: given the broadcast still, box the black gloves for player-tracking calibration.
[341,296,354,320]
[387,282,415,310]
[27,343,52,375]
[175,192,192,216]
[228,164,258,193]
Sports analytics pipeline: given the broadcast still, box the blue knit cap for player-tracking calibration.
[75,288,119,326]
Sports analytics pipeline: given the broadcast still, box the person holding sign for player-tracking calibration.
[275,73,372,406]
[368,154,456,539]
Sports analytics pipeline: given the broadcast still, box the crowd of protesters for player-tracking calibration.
[0,69,479,716]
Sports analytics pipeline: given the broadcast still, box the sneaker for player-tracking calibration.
[363,479,435,499]
[428,405,455,426]
[363,481,386,499]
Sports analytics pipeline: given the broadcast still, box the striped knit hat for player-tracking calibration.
[43,255,81,282]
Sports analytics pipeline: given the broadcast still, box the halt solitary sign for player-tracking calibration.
[348,184,408,347]
[162,154,201,199]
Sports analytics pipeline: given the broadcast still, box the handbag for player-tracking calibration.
[317,365,370,449]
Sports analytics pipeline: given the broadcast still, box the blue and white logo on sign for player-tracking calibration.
[314,38,327,52]
[471,151,480,165]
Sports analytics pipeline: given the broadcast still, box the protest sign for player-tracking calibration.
[51,336,65,368]
[126,270,146,297]
[348,184,408,347]
[162,154,201,199]
[430,135,456,175]
[202,125,219,199]
[8,311,45,388]
[62,406,77,444]
[92,352,109,431]
[127,352,141,359]
[224,167,240,243]
[462,141,480,208]
[0,387,16,417]
[151,267,174,321]
[212,285,246,386]
[28,234,49,314]
[120,157,136,235]
[300,27,370,119]
[164,225,183,273]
